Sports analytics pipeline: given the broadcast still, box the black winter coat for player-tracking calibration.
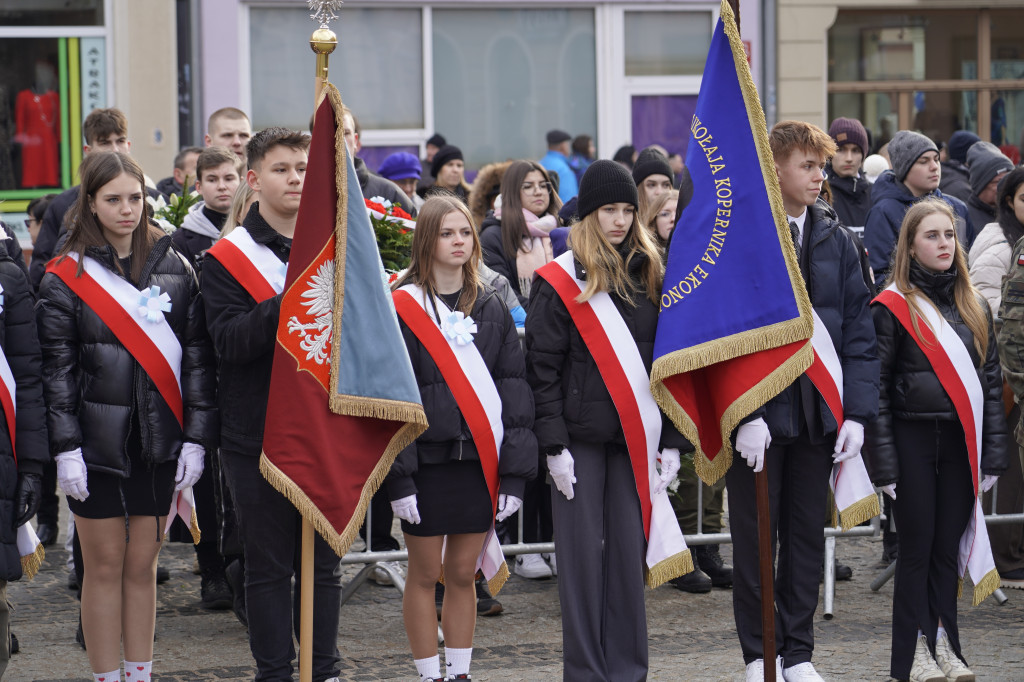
[37,237,218,476]
[387,286,537,501]
[939,161,972,204]
[202,204,288,457]
[0,238,48,581]
[756,200,879,441]
[967,194,997,237]
[865,263,1009,487]
[478,214,527,307]
[826,170,872,231]
[526,250,691,455]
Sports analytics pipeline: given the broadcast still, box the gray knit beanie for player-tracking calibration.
[888,130,939,182]
[967,141,1014,197]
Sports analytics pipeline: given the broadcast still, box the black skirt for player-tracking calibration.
[402,459,494,537]
[68,424,177,520]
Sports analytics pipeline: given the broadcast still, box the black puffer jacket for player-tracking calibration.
[202,204,288,457]
[478,214,526,306]
[387,286,537,501]
[526,250,692,455]
[37,237,218,476]
[0,238,48,581]
[754,200,879,442]
[865,263,1009,487]
[826,169,872,231]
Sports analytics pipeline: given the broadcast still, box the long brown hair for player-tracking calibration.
[568,207,664,306]
[393,195,482,316]
[60,151,162,281]
[888,198,988,360]
[498,160,563,260]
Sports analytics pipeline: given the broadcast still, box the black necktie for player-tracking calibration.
[789,221,800,254]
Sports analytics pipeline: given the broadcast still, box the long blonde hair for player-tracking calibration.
[888,198,988,361]
[643,189,679,248]
[567,208,664,306]
[393,195,481,316]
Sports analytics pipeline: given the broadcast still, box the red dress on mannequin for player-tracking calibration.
[15,89,60,188]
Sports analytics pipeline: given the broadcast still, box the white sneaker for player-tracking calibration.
[934,632,975,682]
[746,656,784,682]
[782,661,824,681]
[514,553,553,579]
[909,635,946,682]
[543,552,557,576]
[370,560,405,586]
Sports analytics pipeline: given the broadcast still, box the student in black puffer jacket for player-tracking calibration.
[387,195,536,682]
[866,199,1008,682]
[0,223,48,676]
[527,161,691,682]
[36,152,217,682]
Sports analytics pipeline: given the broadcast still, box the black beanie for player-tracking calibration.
[577,160,639,220]
[430,144,463,178]
[632,147,674,186]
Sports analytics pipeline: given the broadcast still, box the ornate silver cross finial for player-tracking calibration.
[308,0,344,29]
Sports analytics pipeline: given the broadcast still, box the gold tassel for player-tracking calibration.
[645,550,694,588]
[837,495,881,532]
[972,568,1001,607]
[957,577,963,600]
[189,508,202,545]
[20,543,45,581]
[487,561,510,597]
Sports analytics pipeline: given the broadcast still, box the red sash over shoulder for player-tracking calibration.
[874,285,999,605]
[535,251,691,587]
[803,309,879,529]
[205,226,286,303]
[392,283,509,594]
[46,253,184,427]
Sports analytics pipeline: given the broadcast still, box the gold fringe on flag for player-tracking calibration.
[487,561,510,597]
[645,549,694,589]
[188,507,202,545]
[970,567,1001,607]
[835,494,880,532]
[20,543,44,581]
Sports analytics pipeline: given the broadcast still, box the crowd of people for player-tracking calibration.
[0,100,1023,682]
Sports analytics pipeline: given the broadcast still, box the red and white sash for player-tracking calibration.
[535,251,690,587]
[392,283,509,594]
[804,309,880,530]
[205,226,286,303]
[874,285,999,605]
[46,253,183,427]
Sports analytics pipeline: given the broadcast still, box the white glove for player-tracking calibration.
[736,418,771,472]
[56,448,89,502]
[495,494,522,522]
[391,494,421,524]
[981,474,999,493]
[653,448,680,496]
[547,449,576,500]
[175,442,206,491]
[880,484,896,500]
[833,420,865,463]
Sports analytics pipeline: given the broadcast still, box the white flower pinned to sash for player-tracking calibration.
[138,285,172,322]
[442,311,477,346]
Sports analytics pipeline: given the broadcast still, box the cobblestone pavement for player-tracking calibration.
[7,520,1024,681]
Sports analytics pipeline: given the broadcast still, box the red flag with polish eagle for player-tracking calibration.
[260,83,428,556]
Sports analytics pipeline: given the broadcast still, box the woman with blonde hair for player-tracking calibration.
[866,198,1007,682]
[526,160,690,680]
[389,195,536,681]
[644,188,679,250]
[220,182,255,239]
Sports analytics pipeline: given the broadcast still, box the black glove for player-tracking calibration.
[15,472,42,527]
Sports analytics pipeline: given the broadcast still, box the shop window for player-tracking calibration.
[432,8,596,170]
[249,7,423,132]
[991,10,1024,80]
[912,91,979,144]
[0,36,107,196]
[827,92,904,154]
[624,11,712,77]
[829,11,977,82]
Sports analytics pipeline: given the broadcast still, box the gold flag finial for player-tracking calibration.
[308,1,340,103]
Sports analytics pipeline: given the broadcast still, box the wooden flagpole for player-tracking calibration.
[300,13,337,682]
[723,5,776,681]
